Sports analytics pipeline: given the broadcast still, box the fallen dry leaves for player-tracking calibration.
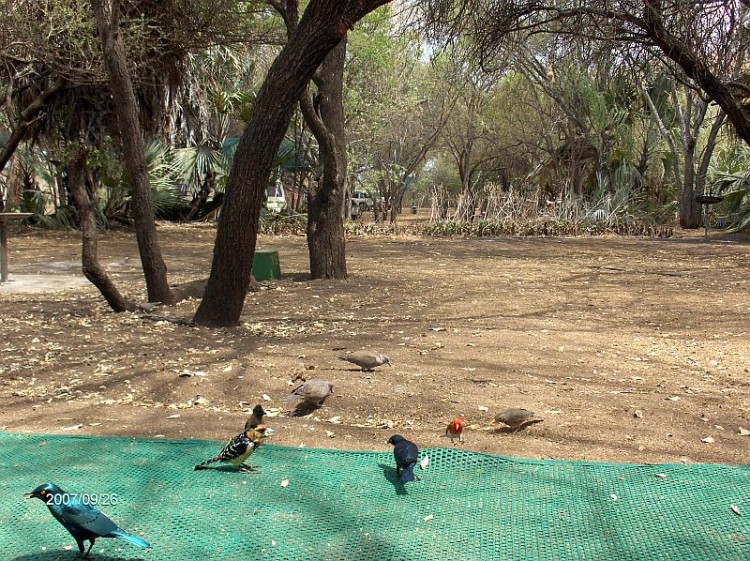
[0,225,749,466]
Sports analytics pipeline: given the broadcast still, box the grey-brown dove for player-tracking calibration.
[338,351,391,372]
[492,408,543,431]
[285,379,334,407]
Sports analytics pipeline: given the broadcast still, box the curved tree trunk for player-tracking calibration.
[194,0,390,327]
[67,147,135,312]
[301,39,348,279]
[93,0,175,305]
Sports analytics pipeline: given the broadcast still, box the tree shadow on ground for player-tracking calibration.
[289,403,325,417]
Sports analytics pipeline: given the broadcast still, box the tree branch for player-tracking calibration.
[0,80,65,174]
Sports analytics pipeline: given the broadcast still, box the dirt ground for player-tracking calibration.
[1,222,749,467]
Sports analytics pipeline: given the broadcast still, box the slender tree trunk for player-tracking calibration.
[696,111,727,196]
[374,177,387,223]
[677,89,699,229]
[687,109,726,229]
[93,0,175,305]
[679,136,699,228]
[641,82,684,210]
[301,39,348,279]
[67,147,135,312]
[676,90,718,229]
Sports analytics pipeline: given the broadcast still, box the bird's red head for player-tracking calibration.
[448,417,465,434]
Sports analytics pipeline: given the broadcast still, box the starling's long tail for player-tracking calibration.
[111,529,150,549]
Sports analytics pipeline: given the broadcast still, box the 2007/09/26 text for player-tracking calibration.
[45,493,119,506]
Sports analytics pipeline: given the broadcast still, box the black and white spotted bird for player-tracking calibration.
[244,404,266,431]
[25,482,150,557]
[194,424,271,472]
[387,434,420,483]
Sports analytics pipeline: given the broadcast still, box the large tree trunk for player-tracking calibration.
[193,0,389,327]
[301,39,348,279]
[67,147,135,312]
[93,0,175,305]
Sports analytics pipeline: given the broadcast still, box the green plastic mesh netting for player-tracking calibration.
[1,431,748,560]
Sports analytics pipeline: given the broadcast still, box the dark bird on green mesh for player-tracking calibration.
[194,424,271,472]
[338,351,391,372]
[244,404,266,430]
[387,434,420,483]
[25,482,150,557]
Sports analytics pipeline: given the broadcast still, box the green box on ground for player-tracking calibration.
[252,249,281,281]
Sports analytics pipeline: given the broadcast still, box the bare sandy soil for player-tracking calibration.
[1,222,749,466]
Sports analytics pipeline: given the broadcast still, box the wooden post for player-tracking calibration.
[0,213,34,282]
[0,217,8,282]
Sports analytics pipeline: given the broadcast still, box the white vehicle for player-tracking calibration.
[266,181,287,213]
[351,190,374,211]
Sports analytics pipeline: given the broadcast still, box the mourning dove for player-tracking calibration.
[338,351,391,372]
[285,379,334,407]
[492,408,543,431]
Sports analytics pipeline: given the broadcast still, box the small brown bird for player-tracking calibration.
[194,424,270,472]
[445,417,465,444]
[492,408,543,432]
[244,404,266,430]
[338,351,391,372]
[285,379,334,407]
